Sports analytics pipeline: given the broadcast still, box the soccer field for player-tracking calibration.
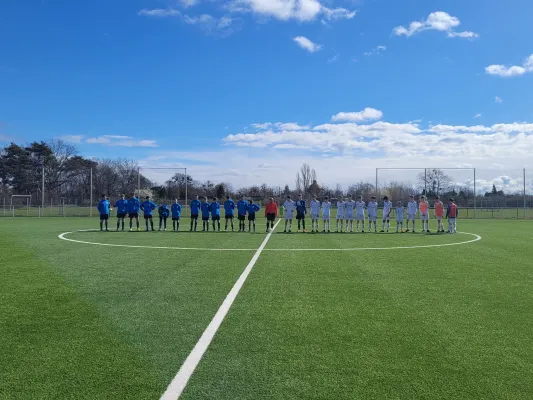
[1,218,533,400]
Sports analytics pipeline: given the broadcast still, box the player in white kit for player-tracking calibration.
[381,196,393,232]
[396,201,404,233]
[406,195,418,232]
[283,195,295,233]
[344,195,356,232]
[367,196,378,232]
[355,196,366,232]
[336,197,345,232]
[310,195,321,233]
[321,197,332,233]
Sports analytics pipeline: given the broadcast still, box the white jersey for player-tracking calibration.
[336,201,345,218]
[383,201,393,218]
[396,206,405,221]
[344,200,355,216]
[367,201,378,217]
[283,200,295,219]
[355,201,366,215]
[310,200,321,217]
[322,202,331,219]
[407,201,418,215]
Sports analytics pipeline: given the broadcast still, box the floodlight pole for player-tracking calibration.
[137,168,141,197]
[424,168,427,195]
[524,168,527,218]
[42,166,45,216]
[375,168,378,197]
[473,168,476,219]
[185,167,188,217]
[90,168,93,218]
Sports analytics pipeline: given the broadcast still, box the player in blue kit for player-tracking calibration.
[97,194,111,231]
[237,196,248,232]
[211,197,221,232]
[140,196,157,231]
[224,195,236,231]
[200,197,211,231]
[246,199,260,233]
[114,194,128,231]
[158,203,170,231]
[171,199,182,231]
[190,195,201,232]
[127,192,141,231]
[296,194,307,233]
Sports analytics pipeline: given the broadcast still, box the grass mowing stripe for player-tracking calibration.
[160,220,280,400]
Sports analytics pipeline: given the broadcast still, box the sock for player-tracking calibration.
[100,221,103,230]
[121,220,124,230]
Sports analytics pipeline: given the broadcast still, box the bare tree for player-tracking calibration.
[295,163,317,195]
[417,169,452,196]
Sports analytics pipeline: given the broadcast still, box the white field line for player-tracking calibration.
[58,230,481,251]
[159,219,281,400]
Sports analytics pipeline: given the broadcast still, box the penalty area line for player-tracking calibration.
[159,219,281,400]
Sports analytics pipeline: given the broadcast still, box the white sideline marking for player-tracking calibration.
[159,219,280,400]
[58,230,481,251]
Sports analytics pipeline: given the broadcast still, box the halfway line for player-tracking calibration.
[159,219,280,400]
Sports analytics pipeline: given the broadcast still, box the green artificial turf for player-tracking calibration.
[1,217,533,399]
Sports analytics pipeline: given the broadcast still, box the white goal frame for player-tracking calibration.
[376,167,477,218]
[10,195,32,217]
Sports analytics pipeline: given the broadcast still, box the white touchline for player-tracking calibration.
[159,219,281,400]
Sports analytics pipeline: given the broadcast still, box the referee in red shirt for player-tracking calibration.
[265,198,278,233]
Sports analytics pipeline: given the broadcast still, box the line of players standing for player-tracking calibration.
[96,192,459,234]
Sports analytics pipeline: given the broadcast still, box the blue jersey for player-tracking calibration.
[224,199,235,216]
[141,200,157,216]
[158,204,170,217]
[114,199,128,215]
[237,200,248,216]
[296,200,306,214]
[210,202,221,217]
[246,203,260,214]
[97,200,110,215]
[200,202,211,218]
[191,199,201,215]
[171,203,182,218]
[127,197,140,213]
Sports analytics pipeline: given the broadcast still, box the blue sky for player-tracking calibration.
[1,0,533,191]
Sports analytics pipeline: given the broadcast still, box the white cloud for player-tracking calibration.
[495,96,503,103]
[252,122,309,130]
[84,135,159,147]
[293,36,322,53]
[393,11,478,39]
[327,54,339,63]
[58,135,84,143]
[474,114,482,118]
[138,8,181,17]
[180,0,199,8]
[230,0,355,22]
[485,54,533,77]
[364,45,387,56]
[332,108,383,122]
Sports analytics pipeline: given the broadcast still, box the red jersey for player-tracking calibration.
[265,202,278,216]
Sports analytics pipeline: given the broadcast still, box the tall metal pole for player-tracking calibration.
[424,168,427,196]
[473,168,476,219]
[90,168,93,218]
[185,167,188,217]
[137,168,141,197]
[524,168,527,219]
[42,166,45,217]
[375,168,378,197]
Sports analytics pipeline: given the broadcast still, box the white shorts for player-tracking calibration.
[396,217,403,223]
[368,215,377,221]
[311,213,319,220]
[285,212,293,220]
[336,212,344,220]
[448,217,457,223]
[356,214,365,221]
[407,213,416,221]
[436,216,443,221]
[345,214,354,221]
[323,215,330,221]
[421,213,429,221]
[382,211,391,221]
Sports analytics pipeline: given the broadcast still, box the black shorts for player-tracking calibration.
[202,216,209,221]
[117,213,126,218]
[296,211,305,220]
[100,214,109,221]
[159,215,168,219]
[212,216,220,221]
[128,212,139,218]
[144,215,152,219]
[248,213,256,221]
[172,217,180,221]
[225,215,234,220]
[266,213,276,221]
[238,215,246,221]
[191,214,199,220]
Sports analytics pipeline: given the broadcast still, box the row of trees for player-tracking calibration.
[0,141,523,206]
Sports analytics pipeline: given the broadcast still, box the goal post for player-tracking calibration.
[376,167,477,218]
[137,167,189,216]
[10,195,32,217]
